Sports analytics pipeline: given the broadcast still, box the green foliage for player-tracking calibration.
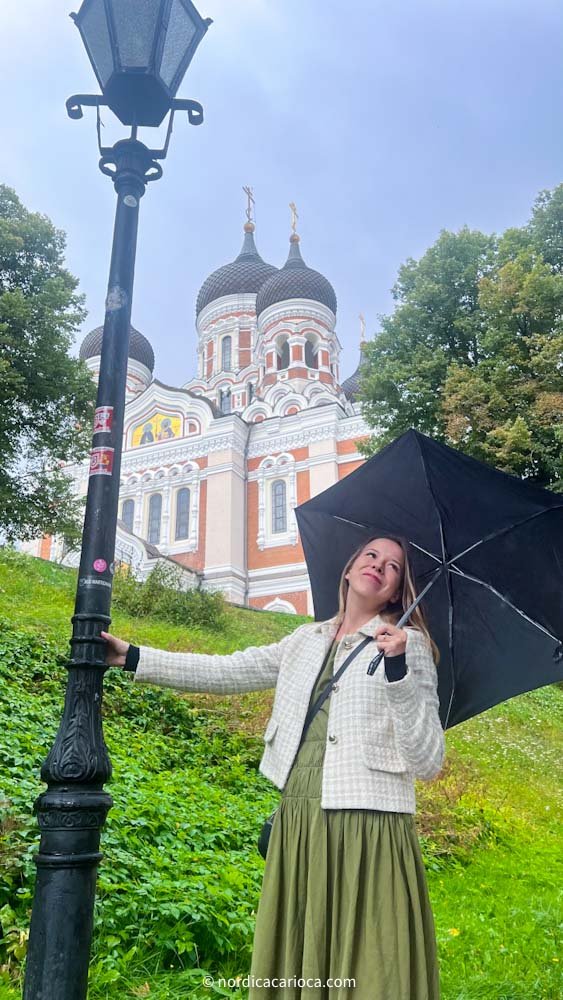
[0,184,95,541]
[0,550,561,999]
[358,186,563,490]
[0,621,277,992]
[359,227,495,442]
[111,562,227,631]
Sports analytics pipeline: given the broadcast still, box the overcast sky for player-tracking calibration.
[2,0,563,385]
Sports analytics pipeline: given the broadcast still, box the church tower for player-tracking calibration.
[24,196,370,615]
[189,189,277,415]
[254,210,340,410]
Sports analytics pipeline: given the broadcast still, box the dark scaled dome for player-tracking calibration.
[196,223,278,316]
[256,234,337,317]
[341,365,362,401]
[79,324,155,373]
[341,347,368,401]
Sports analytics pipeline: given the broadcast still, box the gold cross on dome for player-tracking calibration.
[243,185,255,223]
[289,201,299,234]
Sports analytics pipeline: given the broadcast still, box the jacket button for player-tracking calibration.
[332,683,339,692]
[343,638,353,649]
[328,734,338,743]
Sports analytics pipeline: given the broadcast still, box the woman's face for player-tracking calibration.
[345,538,404,611]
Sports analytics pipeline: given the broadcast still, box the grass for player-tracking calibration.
[0,548,561,999]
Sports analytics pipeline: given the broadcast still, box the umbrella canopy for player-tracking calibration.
[295,429,563,729]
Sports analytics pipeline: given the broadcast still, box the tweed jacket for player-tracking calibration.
[135,613,444,813]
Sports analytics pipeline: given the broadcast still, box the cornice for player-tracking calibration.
[247,421,336,457]
[245,407,370,457]
[336,415,370,439]
[120,432,247,472]
[196,293,258,333]
[257,298,335,332]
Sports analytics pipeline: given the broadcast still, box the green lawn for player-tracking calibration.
[0,548,561,999]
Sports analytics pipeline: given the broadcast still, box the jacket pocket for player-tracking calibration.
[263,715,280,744]
[362,739,408,774]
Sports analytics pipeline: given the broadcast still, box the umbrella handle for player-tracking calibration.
[367,650,384,676]
[366,571,442,677]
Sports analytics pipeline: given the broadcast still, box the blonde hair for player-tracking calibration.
[335,535,439,663]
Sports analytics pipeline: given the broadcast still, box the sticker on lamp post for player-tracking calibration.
[93,406,114,434]
[89,447,115,477]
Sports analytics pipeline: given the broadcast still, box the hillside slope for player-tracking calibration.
[0,549,561,1000]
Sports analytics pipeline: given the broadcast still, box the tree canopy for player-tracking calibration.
[0,185,95,541]
[358,186,563,490]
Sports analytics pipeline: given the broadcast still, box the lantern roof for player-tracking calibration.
[72,0,211,126]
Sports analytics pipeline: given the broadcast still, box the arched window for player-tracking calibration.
[305,340,318,368]
[277,340,290,370]
[271,479,287,533]
[221,336,232,371]
[219,387,232,414]
[147,493,162,544]
[175,488,190,540]
[122,498,134,533]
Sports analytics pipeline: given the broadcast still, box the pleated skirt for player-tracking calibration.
[249,645,440,1000]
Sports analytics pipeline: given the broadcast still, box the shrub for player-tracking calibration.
[111,563,226,631]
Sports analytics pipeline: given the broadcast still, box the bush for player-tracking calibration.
[111,563,226,631]
[0,622,274,989]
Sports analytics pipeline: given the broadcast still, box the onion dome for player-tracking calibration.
[256,233,337,317]
[196,222,278,316]
[80,324,155,373]
[342,348,368,401]
[341,365,362,401]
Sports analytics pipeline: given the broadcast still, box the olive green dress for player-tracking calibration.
[249,641,440,999]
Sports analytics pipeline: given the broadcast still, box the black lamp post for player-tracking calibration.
[23,4,210,998]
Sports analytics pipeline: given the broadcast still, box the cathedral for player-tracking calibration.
[30,204,369,616]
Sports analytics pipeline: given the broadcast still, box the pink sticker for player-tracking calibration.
[93,406,114,434]
[93,558,107,573]
[89,447,114,477]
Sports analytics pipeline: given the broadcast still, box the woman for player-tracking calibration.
[102,535,444,999]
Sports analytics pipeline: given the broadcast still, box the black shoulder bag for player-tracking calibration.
[257,636,374,860]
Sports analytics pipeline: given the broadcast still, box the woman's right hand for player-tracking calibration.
[100,631,130,668]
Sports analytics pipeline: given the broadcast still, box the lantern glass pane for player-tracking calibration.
[111,0,161,67]
[160,0,197,88]
[80,0,114,86]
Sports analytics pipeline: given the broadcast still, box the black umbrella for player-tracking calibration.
[295,429,563,729]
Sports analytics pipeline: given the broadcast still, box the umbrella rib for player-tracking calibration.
[448,563,561,643]
[332,515,374,529]
[415,435,456,730]
[409,541,443,563]
[331,516,443,564]
[448,505,563,566]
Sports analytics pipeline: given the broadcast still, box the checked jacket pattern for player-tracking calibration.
[135,613,445,813]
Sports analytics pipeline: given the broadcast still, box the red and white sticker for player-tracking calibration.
[89,447,115,477]
[93,405,114,434]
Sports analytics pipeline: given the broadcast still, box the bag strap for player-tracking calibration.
[298,635,374,750]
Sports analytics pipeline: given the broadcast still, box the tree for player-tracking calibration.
[359,227,496,442]
[358,191,563,491]
[443,249,563,482]
[0,185,95,541]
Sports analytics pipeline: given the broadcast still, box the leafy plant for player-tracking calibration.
[111,563,226,632]
[0,550,561,999]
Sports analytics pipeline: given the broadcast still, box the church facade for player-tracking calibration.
[30,212,369,616]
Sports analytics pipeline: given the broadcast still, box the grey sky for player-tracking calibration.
[2,0,563,386]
